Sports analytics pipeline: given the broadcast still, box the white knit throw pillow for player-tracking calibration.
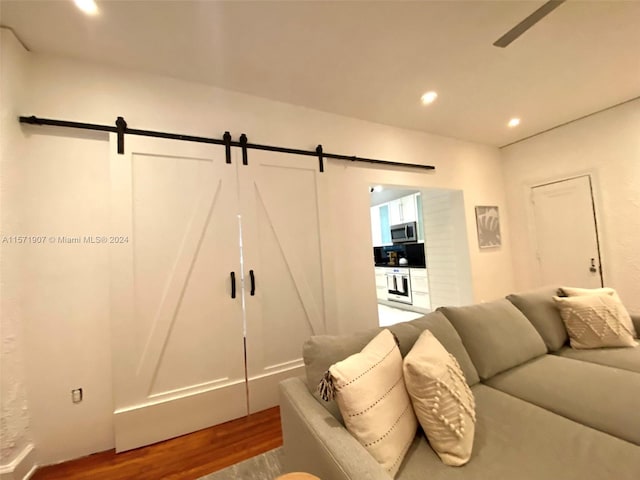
[403,330,476,466]
[553,294,637,349]
[325,329,417,477]
[560,286,637,338]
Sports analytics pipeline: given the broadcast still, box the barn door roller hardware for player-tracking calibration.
[18,115,436,173]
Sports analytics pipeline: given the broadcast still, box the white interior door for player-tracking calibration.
[110,135,247,452]
[239,150,328,413]
[531,175,603,288]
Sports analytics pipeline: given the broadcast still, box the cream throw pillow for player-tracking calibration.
[553,294,637,349]
[403,330,476,466]
[328,329,417,476]
[560,286,637,338]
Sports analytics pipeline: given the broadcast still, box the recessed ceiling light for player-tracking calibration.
[370,185,383,193]
[74,0,99,16]
[420,91,438,105]
[508,118,521,128]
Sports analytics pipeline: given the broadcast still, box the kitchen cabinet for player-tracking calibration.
[384,193,418,226]
[372,193,421,246]
[110,135,329,451]
[371,203,391,246]
[410,268,431,310]
[401,194,417,223]
[374,267,388,301]
[388,198,402,225]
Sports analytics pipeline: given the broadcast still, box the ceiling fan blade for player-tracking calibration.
[493,0,566,48]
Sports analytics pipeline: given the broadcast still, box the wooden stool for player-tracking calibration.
[274,473,321,480]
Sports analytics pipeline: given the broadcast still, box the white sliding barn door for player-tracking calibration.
[110,135,247,452]
[239,151,327,413]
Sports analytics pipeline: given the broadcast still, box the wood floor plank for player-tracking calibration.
[32,407,282,480]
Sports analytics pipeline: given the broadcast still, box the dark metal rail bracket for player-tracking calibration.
[316,145,324,173]
[18,115,435,173]
[223,131,232,164]
[239,134,248,166]
[115,116,127,154]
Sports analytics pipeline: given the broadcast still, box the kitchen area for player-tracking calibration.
[370,188,431,326]
[370,185,475,326]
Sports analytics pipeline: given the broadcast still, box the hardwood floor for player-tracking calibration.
[32,407,283,480]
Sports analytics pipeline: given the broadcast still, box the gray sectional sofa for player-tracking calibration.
[279,287,640,479]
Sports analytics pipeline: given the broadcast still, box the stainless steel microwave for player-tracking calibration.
[390,221,417,244]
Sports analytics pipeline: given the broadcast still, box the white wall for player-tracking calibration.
[421,189,474,309]
[0,29,34,472]
[502,99,640,313]
[321,148,513,333]
[3,33,514,465]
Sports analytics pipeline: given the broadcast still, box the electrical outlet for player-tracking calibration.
[71,388,83,404]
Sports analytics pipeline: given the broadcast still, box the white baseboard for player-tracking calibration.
[0,444,37,480]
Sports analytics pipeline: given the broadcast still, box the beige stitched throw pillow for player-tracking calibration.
[326,329,417,477]
[559,286,637,338]
[403,330,476,466]
[553,294,637,349]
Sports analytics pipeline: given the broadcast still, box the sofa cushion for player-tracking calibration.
[396,384,640,480]
[507,286,568,351]
[405,313,479,386]
[554,345,640,373]
[559,286,638,338]
[553,294,636,349]
[303,311,480,420]
[304,327,377,421]
[328,329,417,476]
[632,314,640,335]
[403,330,476,466]
[485,354,640,445]
[439,299,547,380]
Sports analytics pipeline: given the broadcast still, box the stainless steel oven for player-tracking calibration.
[386,267,412,304]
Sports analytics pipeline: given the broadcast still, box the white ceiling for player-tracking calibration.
[1,0,639,147]
[370,188,419,207]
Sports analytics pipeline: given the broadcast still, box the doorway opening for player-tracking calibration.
[369,185,473,326]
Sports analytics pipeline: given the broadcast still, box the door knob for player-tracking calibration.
[589,258,597,273]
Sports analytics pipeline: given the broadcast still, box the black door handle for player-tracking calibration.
[230,271,236,299]
[249,270,256,296]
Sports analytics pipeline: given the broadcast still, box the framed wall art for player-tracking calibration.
[475,205,501,248]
